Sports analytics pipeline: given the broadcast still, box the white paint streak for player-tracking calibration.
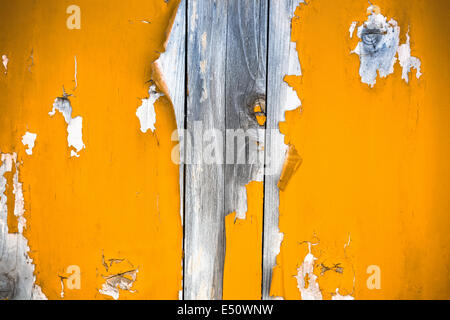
[22,132,37,155]
[49,97,85,157]
[0,153,47,300]
[136,84,163,133]
[74,56,78,90]
[349,21,357,38]
[60,278,65,298]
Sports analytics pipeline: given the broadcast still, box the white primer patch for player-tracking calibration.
[397,31,422,83]
[351,6,422,86]
[22,132,37,155]
[2,54,8,73]
[273,232,284,256]
[295,243,323,300]
[294,240,355,300]
[49,97,85,157]
[136,84,163,133]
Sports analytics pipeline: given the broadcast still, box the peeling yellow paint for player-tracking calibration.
[270,0,450,299]
[0,0,182,299]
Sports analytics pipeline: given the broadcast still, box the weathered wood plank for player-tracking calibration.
[263,0,303,300]
[184,0,228,300]
[224,0,268,217]
[223,0,268,299]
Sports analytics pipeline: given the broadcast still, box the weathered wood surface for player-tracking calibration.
[224,0,268,218]
[178,0,298,300]
[184,0,270,300]
[184,0,228,300]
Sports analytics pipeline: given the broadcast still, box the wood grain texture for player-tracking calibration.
[262,0,303,299]
[184,0,228,300]
[182,0,302,299]
[224,0,268,216]
[222,0,268,299]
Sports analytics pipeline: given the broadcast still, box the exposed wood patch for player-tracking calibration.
[184,0,228,300]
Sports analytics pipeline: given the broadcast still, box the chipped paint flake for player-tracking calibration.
[22,132,37,155]
[49,96,85,157]
[295,243,323,300]
[2,54,8,73]
[136,84,163,133]
[397,31,422,83]
[99,269,138,300]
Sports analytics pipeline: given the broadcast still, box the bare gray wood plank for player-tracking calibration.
[224,0,268,223]
[263,0,304,300]
[184,0,228,300]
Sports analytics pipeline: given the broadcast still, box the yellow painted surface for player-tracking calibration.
[271,0,450,299]
[0,0,182,299]
[223,181,264,299]
[1,0,448,300]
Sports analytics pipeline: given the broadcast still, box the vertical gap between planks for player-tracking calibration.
[182,0,188,301]
[261,0,271,300]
